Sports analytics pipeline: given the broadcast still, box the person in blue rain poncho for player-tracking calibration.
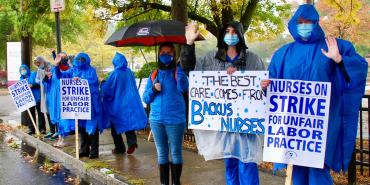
[54,52,104,159]
[261,4,368,185]
[101,52,148,155]
[19,64,45,135]
[143,42,189,185]
[46,52,74,147]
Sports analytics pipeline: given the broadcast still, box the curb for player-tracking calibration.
[8,124,130,185]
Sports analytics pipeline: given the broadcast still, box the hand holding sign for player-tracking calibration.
[260,79,271,90]
[226,66,237,75]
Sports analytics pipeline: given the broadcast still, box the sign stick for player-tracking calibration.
[44,113,50,130]
[285,164,293,185]
[148,131,152,141]
[27,109,40,136]
[75,118,79,159]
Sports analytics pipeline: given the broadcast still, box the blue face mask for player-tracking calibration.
[159,54,173,65]
[297,23,314,40]
[224,34,239,46]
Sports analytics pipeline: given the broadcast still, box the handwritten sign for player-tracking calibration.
[188,71,268,134]
[60,78,91,120]
[263,79,331,169]
[8,79,36,112]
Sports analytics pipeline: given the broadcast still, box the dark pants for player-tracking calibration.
[111,125,137,153]
[80,128,99,157]
[26,103,46,133]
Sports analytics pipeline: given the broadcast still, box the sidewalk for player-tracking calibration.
[0,95,284,185]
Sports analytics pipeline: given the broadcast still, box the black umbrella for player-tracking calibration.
[105,20,203,47]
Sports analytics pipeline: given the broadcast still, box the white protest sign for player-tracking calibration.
[7,42,22,83]
[188,71,268,134]
[263,79,331,169]
[60,78,91,120]
[8,79,36,112]
[50,0,65,12]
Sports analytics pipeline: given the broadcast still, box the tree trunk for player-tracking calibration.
[21,35,32,67]
[171,0,188,23]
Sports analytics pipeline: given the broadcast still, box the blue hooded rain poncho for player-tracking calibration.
[55,52,105,135]
[19,64,41,103]
[269,4,367,184]
[101,52,148,134]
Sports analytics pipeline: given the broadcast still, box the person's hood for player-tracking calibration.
[288,4,325,43]
[73,52,91,69]
[112,52,128,70]
[34,56,47,69]
[217,21,248,50]
[19,64,31,78]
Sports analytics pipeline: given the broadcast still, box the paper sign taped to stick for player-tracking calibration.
[263,79,331,169]
[188,71,268,134]
[8,79,36,112]
[60,78,91,120]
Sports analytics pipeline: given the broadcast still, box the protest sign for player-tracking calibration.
[188,71,268,134]
[8,79,36,112]
[263,79,331,169]
[60,78,91,120]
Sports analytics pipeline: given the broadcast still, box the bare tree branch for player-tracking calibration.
[114,1,219,36]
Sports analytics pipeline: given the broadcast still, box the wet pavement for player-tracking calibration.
[0,132,91,185]
[0,94,285,185]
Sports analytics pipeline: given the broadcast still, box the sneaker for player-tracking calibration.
[53,141,67,148]
[50,133,59,140]
[127,144,138,154]
[44,132,54,139]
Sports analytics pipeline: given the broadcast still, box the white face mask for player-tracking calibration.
[20,69,28,76]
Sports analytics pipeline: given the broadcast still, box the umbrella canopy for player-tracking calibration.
[105,20,189,47]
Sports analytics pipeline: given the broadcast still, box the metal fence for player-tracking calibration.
[348,95,370,184]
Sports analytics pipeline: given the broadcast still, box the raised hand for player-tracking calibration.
[185,22,200,45]
[321,36,342,63]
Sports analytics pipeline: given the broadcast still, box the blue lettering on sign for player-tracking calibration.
[191,100,233,125]
[269,95,326,116]
[220,117,265,134]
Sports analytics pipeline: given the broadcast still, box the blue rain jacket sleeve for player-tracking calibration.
[101,52,148,134]
[47,67,61,124]
[176,65,189,93]
[143,74,157,104]
[268,4,368,172]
